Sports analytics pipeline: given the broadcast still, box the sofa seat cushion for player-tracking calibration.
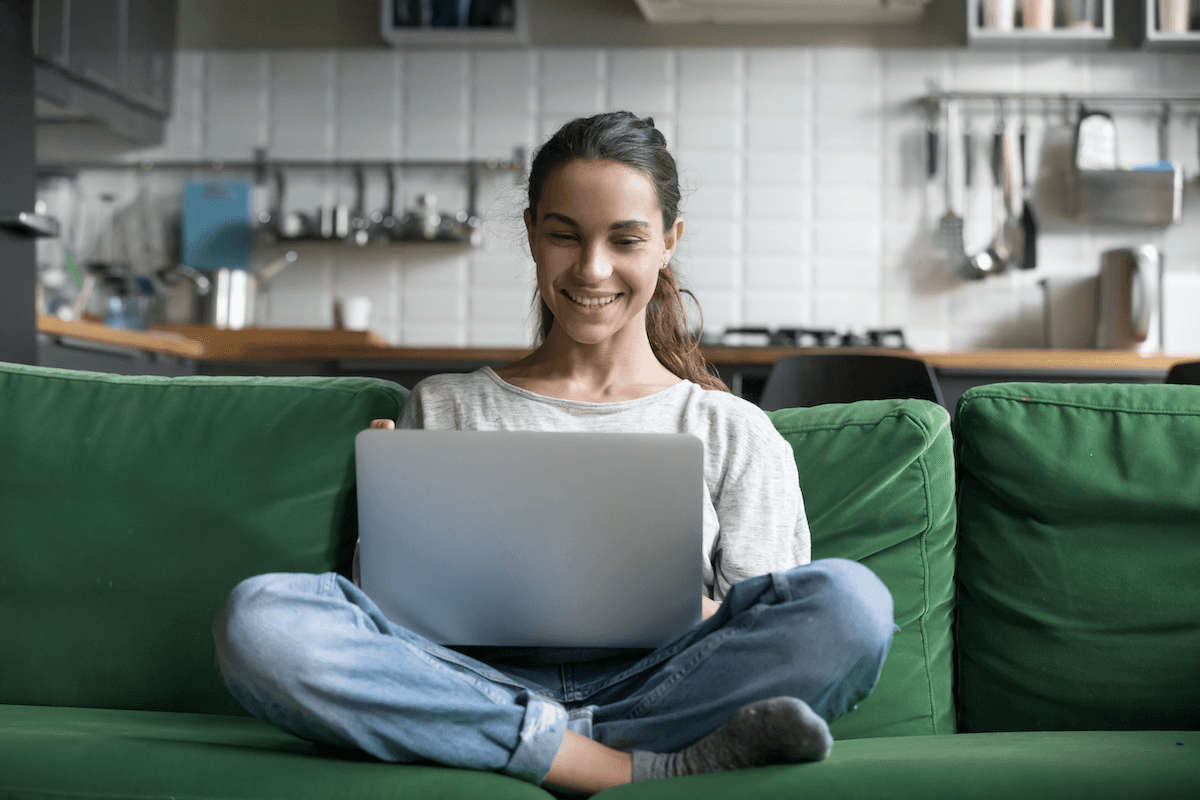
[954,383,1200,733]
[600,730,1200,800]
[0,363,407,716]
[769,399,956,740]
[0,704,552,800]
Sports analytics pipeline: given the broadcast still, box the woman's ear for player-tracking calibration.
[662,217,684,268]
[524,208,535,252]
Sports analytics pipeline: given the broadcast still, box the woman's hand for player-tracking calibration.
[701,595,720,621]
[368,419,395,430]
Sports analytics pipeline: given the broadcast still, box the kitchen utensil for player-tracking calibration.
[925,114,939,224]
[964,119,1019,278]
[448,210,483,246]
[156,264,212,325]
[1074,109,1118,171]
[1018,119,1038,270]
[1095,245,1162,353]
[275,173,315,241]
[256,250,297,283]
[371,166,401,241]
[349,167,370,246]
[163,251,296,328]
[403,193,442,241]
[255,170,285,241]
[937,105,965,269]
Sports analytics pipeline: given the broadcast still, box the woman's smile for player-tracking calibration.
[563,289,622,308]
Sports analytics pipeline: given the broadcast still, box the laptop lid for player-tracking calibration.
[354,429,703,648]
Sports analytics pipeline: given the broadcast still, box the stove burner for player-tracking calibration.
[720,328,907,349]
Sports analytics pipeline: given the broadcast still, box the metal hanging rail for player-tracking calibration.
[36,147,527,181]
[922,91,1200,114]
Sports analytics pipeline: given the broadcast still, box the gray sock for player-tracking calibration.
[630,696,832,781]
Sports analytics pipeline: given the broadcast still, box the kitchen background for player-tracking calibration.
[33,1,1200,353]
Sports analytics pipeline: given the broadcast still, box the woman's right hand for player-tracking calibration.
[368,419,395,430]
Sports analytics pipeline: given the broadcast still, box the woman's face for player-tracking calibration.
[526,159,683,350]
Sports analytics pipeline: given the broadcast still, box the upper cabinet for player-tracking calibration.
[966,0,1114,47]
[33,0,177,144]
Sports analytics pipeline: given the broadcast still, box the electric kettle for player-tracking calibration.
[1095,245,1162,353]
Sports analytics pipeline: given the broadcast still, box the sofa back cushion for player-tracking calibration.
[0,362,407,716]
[770,399,957,738]
[954,383,1200,732]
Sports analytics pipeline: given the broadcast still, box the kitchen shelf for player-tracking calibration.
[966,0,1114,47]
[36,148,526,249]
[1144,0,1200,47]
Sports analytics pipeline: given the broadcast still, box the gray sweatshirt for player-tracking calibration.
[396,368,810,601]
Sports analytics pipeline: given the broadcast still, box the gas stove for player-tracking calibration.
[712,328,908,349]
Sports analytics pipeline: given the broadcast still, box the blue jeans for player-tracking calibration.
[212,558,894,786]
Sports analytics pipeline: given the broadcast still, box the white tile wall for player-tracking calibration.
[60,46,1200,351]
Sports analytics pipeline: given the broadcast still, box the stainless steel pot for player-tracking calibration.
[158,251,296,328]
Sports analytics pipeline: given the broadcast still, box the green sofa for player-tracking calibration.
[1,360,1196,799]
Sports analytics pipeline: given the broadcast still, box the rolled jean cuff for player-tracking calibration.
[505,693,569,785]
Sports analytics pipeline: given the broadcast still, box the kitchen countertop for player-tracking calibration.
[36,317,1197,372]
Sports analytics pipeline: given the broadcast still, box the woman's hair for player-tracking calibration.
[526,111,729,392]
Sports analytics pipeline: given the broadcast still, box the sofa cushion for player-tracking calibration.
[769,399,956,739]
[600,730,1200,800]
[0,362,407,716]
[0,704,551,800]
[954,383,1200,732]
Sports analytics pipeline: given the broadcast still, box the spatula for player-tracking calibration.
[937,105,965,267]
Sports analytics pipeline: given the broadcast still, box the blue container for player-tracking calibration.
[182,182,251,271]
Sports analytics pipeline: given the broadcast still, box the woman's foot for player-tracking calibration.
[631,696,832,781]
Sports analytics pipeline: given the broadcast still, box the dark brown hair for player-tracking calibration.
[526,111,728,392]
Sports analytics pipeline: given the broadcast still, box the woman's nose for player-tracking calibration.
[576,242,613,283]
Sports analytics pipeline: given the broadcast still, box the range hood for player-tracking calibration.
[634,0,932,24]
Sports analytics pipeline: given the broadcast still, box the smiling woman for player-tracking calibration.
[213,111,895,798]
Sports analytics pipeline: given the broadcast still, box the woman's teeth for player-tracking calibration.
[565,291,617,307]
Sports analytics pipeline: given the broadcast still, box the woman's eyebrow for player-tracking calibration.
[541,212,649,231]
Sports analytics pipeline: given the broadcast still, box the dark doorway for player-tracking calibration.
[0,0,37,365]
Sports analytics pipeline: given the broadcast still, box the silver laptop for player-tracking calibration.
[354,429,704,648]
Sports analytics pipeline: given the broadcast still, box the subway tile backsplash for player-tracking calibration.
[50,46,1200,351]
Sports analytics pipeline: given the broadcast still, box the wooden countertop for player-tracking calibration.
[36,317,1196,372]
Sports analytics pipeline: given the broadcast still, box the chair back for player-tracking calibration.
[1166,361,1200,385]
[759,353,945,411]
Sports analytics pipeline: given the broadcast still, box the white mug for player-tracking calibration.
[336,296,372,331]
[983,0,1016,29]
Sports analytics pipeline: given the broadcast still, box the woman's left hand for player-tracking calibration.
[701,595,720,621]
